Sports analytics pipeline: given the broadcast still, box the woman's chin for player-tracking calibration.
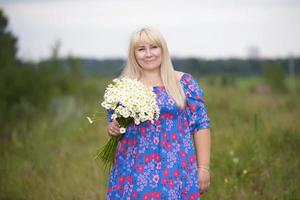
[141,63,160,70]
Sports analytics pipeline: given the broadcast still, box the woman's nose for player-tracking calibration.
[145,48,152,57]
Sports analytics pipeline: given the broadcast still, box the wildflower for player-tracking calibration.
[120,127,126,134]
[232,157,239,164]
[224,178,228,183]
[111,114,117,120]
[86,116,93,124]
[101,77,160,124]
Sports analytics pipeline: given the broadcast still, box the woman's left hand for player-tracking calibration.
[198,168,211,195]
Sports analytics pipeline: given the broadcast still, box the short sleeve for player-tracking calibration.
[182,73,211,134]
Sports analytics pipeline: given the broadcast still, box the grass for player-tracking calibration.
[1,76,300,200]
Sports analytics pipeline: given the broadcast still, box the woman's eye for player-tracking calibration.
[138,48,145,51]
[151,46,158,49]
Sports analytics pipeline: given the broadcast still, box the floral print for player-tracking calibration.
[106,73,210,200]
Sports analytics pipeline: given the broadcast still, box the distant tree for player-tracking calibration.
[64,55,83,93]
[0,10,53,135]
[0,9,17,68]
[49,39,61,71]
[68,55,83,81]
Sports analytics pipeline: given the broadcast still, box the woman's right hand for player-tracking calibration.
[107,119,121,137]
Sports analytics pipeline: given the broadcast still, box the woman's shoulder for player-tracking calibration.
[174,70,184,80]
[174,70,191,80]
[174,70,193,83]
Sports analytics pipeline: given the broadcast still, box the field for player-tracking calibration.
[1,76,300,200]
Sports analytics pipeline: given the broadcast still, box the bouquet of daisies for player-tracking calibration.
[95,77,160,171]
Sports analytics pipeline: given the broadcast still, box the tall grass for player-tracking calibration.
[1,76,299,199]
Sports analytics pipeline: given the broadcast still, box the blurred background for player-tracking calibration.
[0,0,299,199]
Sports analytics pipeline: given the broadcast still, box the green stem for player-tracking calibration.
[94,116,134,172]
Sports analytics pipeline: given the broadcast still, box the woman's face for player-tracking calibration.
[134,42,162,71]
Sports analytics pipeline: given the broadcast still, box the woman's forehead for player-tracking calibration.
[135,41,157,47]
[134,32,160,46]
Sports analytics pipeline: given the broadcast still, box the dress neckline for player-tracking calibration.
[152,73,188,89]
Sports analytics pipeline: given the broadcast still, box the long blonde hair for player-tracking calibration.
[119,26,186,109]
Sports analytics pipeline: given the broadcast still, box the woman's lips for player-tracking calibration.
[145,59,155,62]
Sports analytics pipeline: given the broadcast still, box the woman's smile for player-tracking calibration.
[135,42,162,70]
[145,59,156,62]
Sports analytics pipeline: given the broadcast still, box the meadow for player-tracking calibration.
[1,75,300,200]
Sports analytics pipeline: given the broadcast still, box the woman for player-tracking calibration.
[106,27,211,199]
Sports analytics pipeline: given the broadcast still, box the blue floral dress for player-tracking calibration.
[106,73,210,200]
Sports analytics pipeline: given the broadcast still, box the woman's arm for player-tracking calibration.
[193,128,211,167]
[193,128,211,194]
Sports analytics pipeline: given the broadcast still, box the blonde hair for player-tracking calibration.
[119,26,186,109]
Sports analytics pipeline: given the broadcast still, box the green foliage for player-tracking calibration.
[1,76,300,199]
[0,10,86,135]
[0,66,52,133]
[0,43,85,135]
[0,9,17,68]
[262,61,287,92]
[220,74,236,87]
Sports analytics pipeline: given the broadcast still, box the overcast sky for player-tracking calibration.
[1,0,300,61]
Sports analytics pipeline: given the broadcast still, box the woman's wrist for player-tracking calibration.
[197,165,210,173]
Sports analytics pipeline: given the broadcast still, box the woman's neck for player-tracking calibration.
[139,70,163,87]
